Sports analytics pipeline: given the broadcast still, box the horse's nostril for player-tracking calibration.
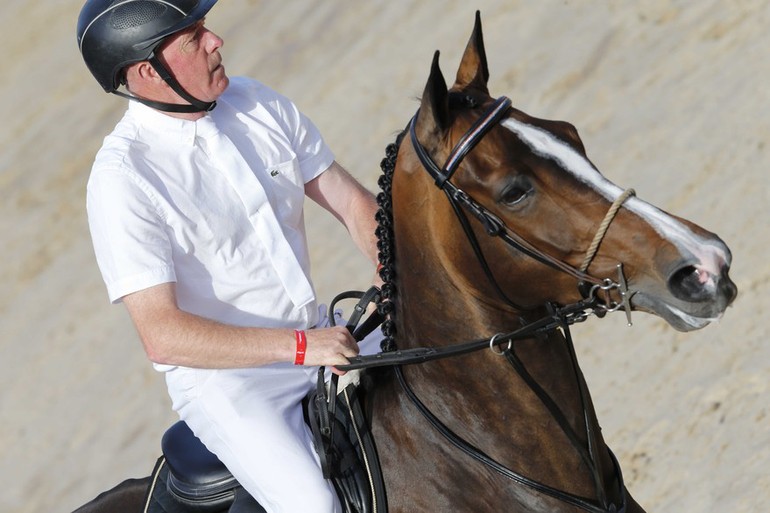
[718,266,738,305]
[668,265,712,302]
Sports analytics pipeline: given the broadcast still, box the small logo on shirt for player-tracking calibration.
[270,169,279,177]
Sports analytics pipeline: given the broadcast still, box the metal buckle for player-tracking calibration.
[589,264,637,326]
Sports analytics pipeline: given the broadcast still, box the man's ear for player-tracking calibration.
[125,60,160,89]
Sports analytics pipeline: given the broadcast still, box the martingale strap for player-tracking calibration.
[395,356,627,513]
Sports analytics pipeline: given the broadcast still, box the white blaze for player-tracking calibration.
[500,118,729,279]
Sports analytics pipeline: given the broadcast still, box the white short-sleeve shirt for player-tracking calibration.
[87,77,334,332]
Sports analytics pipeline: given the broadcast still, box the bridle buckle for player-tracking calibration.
[588,264,637,326]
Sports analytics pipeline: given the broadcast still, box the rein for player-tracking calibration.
[338,298,597,371]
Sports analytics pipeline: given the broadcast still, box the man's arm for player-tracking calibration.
[122,282,359,370]
[304,161,380,267]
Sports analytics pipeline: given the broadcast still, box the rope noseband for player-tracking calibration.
[580,188,636,273]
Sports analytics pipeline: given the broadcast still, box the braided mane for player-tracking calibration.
[374,95,480,353]
[374,132,405,352]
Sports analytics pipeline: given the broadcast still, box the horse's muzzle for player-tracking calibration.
[667,261,737,313]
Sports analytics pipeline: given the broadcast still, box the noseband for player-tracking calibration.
[409,96,636,322]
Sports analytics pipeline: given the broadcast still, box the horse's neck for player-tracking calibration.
[391,266,619,504]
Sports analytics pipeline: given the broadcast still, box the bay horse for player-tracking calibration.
[74,12,736,513]
[360,12,736,513]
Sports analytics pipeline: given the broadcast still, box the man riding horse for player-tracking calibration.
[77,1,382,511]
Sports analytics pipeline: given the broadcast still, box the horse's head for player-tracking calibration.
[394,12,736,332]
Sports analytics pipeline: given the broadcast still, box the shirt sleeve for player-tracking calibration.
[283,100,335,183]
[87,167,176,303]
[248,79,335,183]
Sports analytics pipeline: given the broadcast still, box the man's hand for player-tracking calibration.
[303,325,359,375]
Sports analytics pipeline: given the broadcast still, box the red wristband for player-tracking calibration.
[293,330,307,366]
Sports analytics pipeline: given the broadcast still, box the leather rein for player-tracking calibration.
[339,96,634,512]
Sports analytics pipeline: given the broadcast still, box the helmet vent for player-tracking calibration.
[110,1,168,30]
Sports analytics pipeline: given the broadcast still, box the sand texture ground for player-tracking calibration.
[0,1,767,512]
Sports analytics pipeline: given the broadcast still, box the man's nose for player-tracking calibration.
[205,29,224,52]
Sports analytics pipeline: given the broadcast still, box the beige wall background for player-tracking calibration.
[1,1,767,511]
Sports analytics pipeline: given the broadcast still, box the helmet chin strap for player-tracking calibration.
[113,56,217,114]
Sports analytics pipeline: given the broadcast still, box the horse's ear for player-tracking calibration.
[416,50,450,141]
[453,11,490,93]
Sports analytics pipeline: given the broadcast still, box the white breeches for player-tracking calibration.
[164,312,381,513]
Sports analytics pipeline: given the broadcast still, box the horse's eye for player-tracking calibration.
[500,180,532,207]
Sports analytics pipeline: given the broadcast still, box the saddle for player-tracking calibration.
[142,289,387,513]
[142,425,264,513]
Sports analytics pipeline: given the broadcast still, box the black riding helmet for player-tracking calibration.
[77,0,219,113]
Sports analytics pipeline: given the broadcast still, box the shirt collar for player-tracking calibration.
[127,100,216,146]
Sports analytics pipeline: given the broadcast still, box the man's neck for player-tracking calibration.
[125,85,210,121]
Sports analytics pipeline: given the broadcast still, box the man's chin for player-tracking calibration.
[215,71,230,94]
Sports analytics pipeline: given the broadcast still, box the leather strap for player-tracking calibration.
[409,97,606,290]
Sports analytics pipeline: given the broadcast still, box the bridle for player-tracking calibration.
[409,96,637,323]
[340,96,637,512]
